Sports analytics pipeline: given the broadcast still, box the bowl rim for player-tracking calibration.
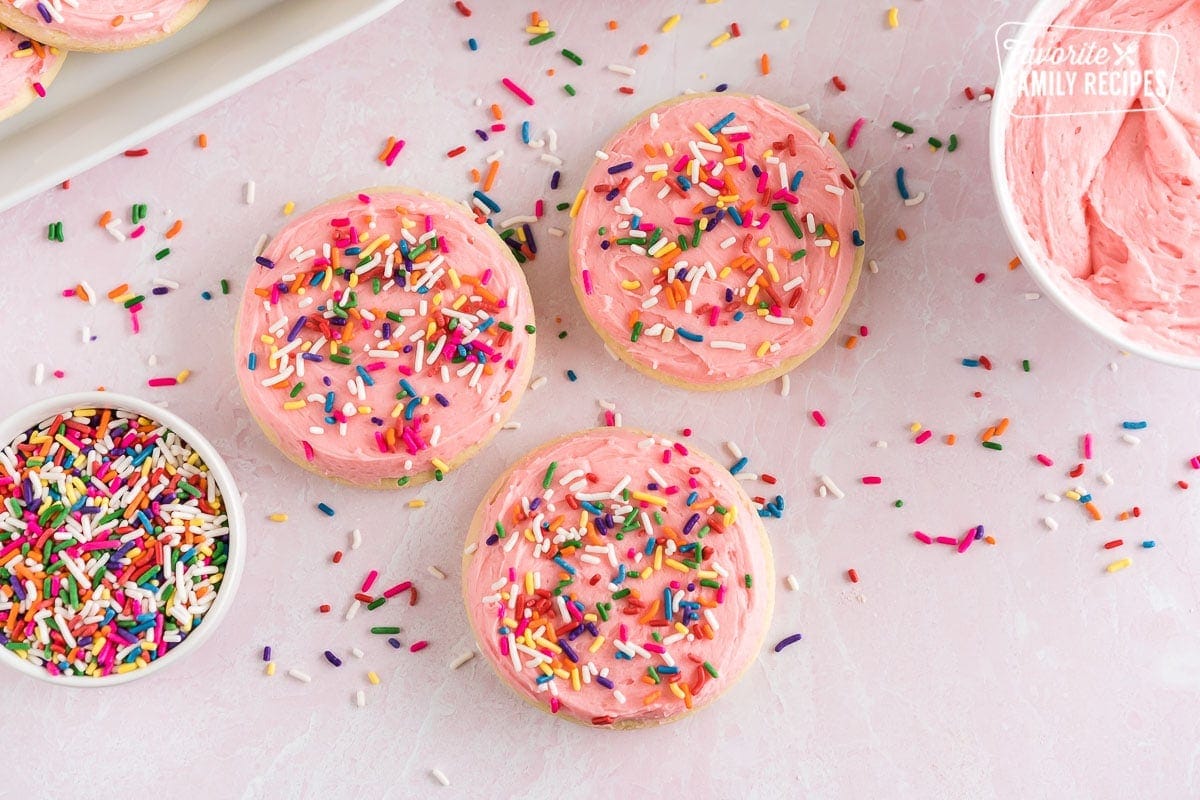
[0,391,246,687]
[988,0,1200,370]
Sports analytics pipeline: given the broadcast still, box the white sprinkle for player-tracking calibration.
[874,440,888,448]
[785,575,799,591]
[548,227,565,237]
[1108,362,1119,372]
[1100,471,1114,487]
[354,690,366,708]
[450,651,476,670]
[858,169,873,187]
[287,668,312,683]
[1043,516,1059,531]
[903,191,925,206]
[350,528,362,550]
[351,647,365,659]
[725,441,743,459]
[607,64,636,76]
[779,374,790,397]
[33,363,45,386]
[428,565,447,580]
[244,181,256,205]
[824,184,845,196]
[529,375,548,391]
[710,340,747,351]
[1122,433,1140,445]
[792,103,811,113]
[80,326,91,343]
[594,150,609,160]
[1025,292,1041,300]
[345,599,361,621]
[431,769,451,787]
[1043,493,1062,503]
[253,233,270,257]
[820,475,845,499]
[868,259,879,274]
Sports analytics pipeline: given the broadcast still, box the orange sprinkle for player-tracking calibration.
[97,210,113,228]
[74,284,90,303]
[469,168,481,182]
[483,160,500,192]
[165,219,183,239]
[984,536,996,545]
[995,417,1010,436]
[107,283,129,300]
[760,53,770,75]
[1085,501,1102,521]
[844,335,858,350]
[1008,256,1021,270]
[197,133,208,148]
[896,228,908,241]
[490,103,503,120]
[378,136,396,162]
[607,19,618,30]
[945,434,957,446]
[110,14,124,27]
[636,43,649,56]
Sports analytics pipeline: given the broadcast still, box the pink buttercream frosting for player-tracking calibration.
[6,0,195,41]
[463,427,774,727]
[0,25,56,108]
[1005,0,1200,355]
[235,190,535,485]
[570,94,863,385]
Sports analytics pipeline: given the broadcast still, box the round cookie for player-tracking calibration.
[0,0,208,52]
[235,187,537,488]
[462,427,775,728]
[0,25,63,122]
[569,93,865,390]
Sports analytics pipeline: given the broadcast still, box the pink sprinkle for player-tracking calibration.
[358,193,371,203]
[846,117,866,148]
[673,442,688,456]
[146,377,177,387]
[360,570,379,592]
[383,581,412,598]
[1036,453,1054,467]
[811,410,827,427]
[974,273,986,284]
[582,269,593,295]
[1191,456,1200,470]
[130,225,145,239]
[914,430,932,445]
[604,410,615,427]
[410,641,428,653]
[52,370,64,379]
[1083,434,1093,459]
[33,82,45,98]
[301,440,315,461]
[957,531,974,553]
[708,305,720,326]
[384,139,406,166]
[859,325,869,337]
[501,77,535,105]
[935,536,958,546]
[913,531,933,544]
[549,696,560,714]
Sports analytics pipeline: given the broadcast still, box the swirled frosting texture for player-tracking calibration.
[235,190,535,485]
[464,427,774,727]
[570,94,862,385]
[1005,0,1200,355]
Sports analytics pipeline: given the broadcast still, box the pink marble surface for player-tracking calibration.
[1,1,1197,797]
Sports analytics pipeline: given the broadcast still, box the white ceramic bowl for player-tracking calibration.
[0,392,245,686]
[989,0,1200,370]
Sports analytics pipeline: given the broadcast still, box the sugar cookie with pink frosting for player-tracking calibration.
[569,93,865,390]
[462,426,774,728]
[235,188,537,488]
[0,24,62,122]
[0,0,208,52]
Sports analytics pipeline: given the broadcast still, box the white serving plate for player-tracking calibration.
[0,0,402,214]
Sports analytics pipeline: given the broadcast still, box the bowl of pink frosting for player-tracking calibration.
[990,0,1200,368]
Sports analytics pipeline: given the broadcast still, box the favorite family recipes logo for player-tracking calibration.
[995,22,1178,117]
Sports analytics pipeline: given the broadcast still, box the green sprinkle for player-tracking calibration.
[396,476,409,487]
[434,469,444,482]
[122,295,145,308]
[790,248,807,261]
[982,441,1003,451]
[744,574,753,588]
[529,30,555,45]
[330,355,352,365]
[370,626,400,634]
[1022,359,1031,372]
[557,331,568,339]
[289,382,305,398]
[699,579,721,589]
[647,666,661,684]
[612,588,631,600]
[894,499,904,508]
[47,221,64,242]
[891,121,915,135]
[560,48,582,65]
[947,134,959,152]
[524,324,537,334]
[564,84,576,96]
[367,598,386,611]
[781,208,804,239]
[155,248,170,261]
[220,279,230,295]
[927,136,943,149]
[630,320,643,342]
[495,521,506,539]
[597,603,610,622]
[703,661,719,679]
[543,461,557,489]
[556,202,570,211]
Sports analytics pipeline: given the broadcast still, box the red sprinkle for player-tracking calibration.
[332,551,343,564]
[1069,463,1085,478]
[861,476,882,485]
[974,272,986,284]
[1103,539,1123,550]
[1036,454,1054,467]
[123,148,149,157]
[730,22,741,37]
[847,569,859,583]
[978,355,992,370]
[964,87,976,100]
[319,604,331,613]
[831,75,847,92]
[354,592,374,603]
[446,145,467,158]
[454,0,472,15]
[811,410,827,427]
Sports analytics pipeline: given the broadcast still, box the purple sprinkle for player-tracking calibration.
[287,315,307,342]
[262,646,272,662]
[387,637,402,649]
[324,650,342,667]
[774,633,803,653]
[550,170,561,190]
[255,256,275,269]
[596,676,614,690]
[607,161,634,175]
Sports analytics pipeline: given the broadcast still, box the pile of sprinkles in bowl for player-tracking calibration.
[0,407,230,677]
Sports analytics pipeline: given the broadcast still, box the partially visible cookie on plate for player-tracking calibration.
[0,0,208,52]
[0,24,62,122]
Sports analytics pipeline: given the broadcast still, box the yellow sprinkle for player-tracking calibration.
[661,13,681,32]
[779,18,790,30]
[665,558,691,573]
[282,400,306,410]
[1106,557,1132,573]
[620,280,642,291]
[669,682,686,699]
[630,490,668,507]
[652,242,678,259]
[717,266,732,279]
[525,571,535,595]
[452,295,468,310]
[693,121,718,144]
[651,169,667,181]
[538,662,554,677]
[1064,490,1082,501]
[268,513,288,522]
[265,662,276,676]
[887,6,899,28]
[653,545,663,571]
[710,32,731,48]
[640,566,654,581]
[408,499,425,508]
[746,285,760,305]
[448,268,461,289]
[116,662,140,674]
[431,457,450,473]
[54,434,80,454]
[589,635,606,653]
[909,422,922,433]
[259,334,275,345]
[663,142,674,157]
[569,188,586,218]
[360,234,390,258]
[830,240,840,258]
[283,201,295,215]
[535,637,563,654]
[367,671,380,685]
[756,341,771,358]
[571,667,581,691]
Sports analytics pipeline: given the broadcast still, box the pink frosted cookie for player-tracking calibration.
[0,0,208,52]
[0,24,62,122]
[234,188,537,488]
[462,427,775,728]
[569,93,865,390]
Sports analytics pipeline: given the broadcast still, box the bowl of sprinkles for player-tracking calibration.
[0,392,244,685]
[568,92,865,390]
[462,427,775,728]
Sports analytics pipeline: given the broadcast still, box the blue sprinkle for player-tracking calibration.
[1122,420,1148,430]
[468,37,478,51]
[896,167,911,200]
[521,121,530,143]
[1142,540,1156,548]
[247,353,257,371]
[317,502,335,517]
[1078,494,1092,504]
[566,370,577,382]
[789,170,804,191]
[708,112,736,134]
[961,358,980,367]
[730,457,748,475]
[733,311,745,322]
[355,365,374,386]
[472,190,500,213]
[675,326,703,342]
[727,206,743,225]
[852,229,864,246]
[201,291,212,300]
[676,176,692,191]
